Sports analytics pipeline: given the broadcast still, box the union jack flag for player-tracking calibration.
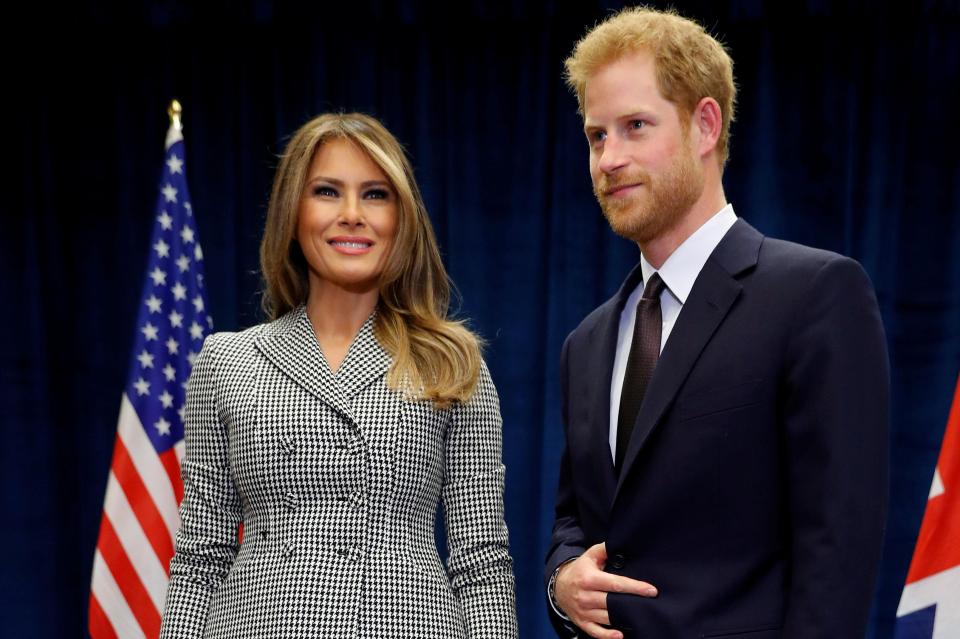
[895,373,960,638]
[89,103,212,638]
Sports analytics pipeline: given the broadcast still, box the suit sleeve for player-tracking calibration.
[545,335,588,637]
[159,334,243,638]
[442,359,518,638]
[781,256,889,638]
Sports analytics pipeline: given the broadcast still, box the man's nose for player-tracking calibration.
[597,135,629,174]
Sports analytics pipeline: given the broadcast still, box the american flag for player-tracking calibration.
[895,373,960,638]
[89,104,212,638]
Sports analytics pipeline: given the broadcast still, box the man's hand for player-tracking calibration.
[555,542,658,639]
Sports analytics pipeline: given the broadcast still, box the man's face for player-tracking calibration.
[583,50,704,244]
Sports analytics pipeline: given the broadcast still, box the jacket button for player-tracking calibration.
[610,554,626,569]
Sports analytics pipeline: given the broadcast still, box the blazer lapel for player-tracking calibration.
[614,220,763,499]
[254,306,354,421]
[334,313,392,401]
[584,263,647,507]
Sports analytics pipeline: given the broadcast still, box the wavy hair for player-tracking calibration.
[260,113,482,406]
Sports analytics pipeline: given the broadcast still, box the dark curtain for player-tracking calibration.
[3,2,959,637]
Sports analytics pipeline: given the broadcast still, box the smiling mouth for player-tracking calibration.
[328,238,375,254]
[329,240,373,249]
[605,183,642,197]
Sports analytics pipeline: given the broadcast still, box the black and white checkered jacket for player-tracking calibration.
[159,306,518,638]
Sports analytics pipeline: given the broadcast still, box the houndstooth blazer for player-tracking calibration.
[159,306,518,638]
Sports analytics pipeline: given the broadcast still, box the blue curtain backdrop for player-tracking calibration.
[2,1,959,637]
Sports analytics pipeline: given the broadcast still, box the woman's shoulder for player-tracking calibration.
[201,307,303,357]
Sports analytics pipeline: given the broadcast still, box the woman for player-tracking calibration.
[160,113,518,638]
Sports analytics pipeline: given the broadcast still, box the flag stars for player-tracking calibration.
[189,322,204,340]
[145,295,162,313]
[136,350,154,368]
[158,211,173,230]
[163,364,176,382]
[192,295,205,313]
[153,239,170,258]
[171,282,187,301]
[141,323,159,341]
[162,183,178,203]
[194,245,203,261]
[166,337,180,355]
[184,202,193,216]
[149,267,167,286]
[166,154,184,174]
[155,417,172,436]
[168,310,184,328]
[187,350,199,366]
[175,255,191,272]
[134,378,150,396]
[159,390,174,409]
[180,225,195,244]
[177,404,187,423]
[207,316,214,329]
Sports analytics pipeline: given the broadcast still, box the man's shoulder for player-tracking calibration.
[717,218,859,278]
[756,235,866,281]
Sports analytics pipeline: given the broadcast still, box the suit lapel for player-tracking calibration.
[585,264,647,506]
[614,220,763,500]
[254,305,354,421]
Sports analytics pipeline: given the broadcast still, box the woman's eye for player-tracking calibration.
[314,185,338,197]
[629,120,645,130]
[590,130,606,143]
[364,188,390,200]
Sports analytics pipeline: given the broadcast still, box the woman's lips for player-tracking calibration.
[328,237,374,255]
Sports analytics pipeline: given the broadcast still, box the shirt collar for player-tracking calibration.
[639,204,738,304]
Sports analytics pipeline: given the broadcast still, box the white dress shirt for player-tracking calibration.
[608,204,738,459]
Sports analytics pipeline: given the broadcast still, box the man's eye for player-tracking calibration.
[314,186,338,197]
[364,188,390,200]
[589,130,606,143]
[629,120,645,130]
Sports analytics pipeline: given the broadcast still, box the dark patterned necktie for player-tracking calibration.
[615,273,666,472]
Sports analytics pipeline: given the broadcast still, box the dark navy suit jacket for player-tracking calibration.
[545,219,889,638]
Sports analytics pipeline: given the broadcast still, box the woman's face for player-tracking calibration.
[297,137,399,294]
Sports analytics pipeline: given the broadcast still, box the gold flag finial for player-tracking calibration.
[168,99,183,131]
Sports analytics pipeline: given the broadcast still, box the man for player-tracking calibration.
[545,8,889,639]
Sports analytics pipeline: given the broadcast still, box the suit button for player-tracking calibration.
[610,554,626,569]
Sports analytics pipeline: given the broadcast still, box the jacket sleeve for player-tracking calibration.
[544,334,588,637]
[159,334,243,638]
[781,256,889,638]
[442,359,518,638]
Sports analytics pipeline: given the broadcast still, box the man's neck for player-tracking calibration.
[640,185,727,269]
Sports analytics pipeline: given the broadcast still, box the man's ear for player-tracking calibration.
[692,96,722,158]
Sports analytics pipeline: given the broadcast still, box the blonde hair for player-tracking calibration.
[565,6,736,166]
[260,112,482,406]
